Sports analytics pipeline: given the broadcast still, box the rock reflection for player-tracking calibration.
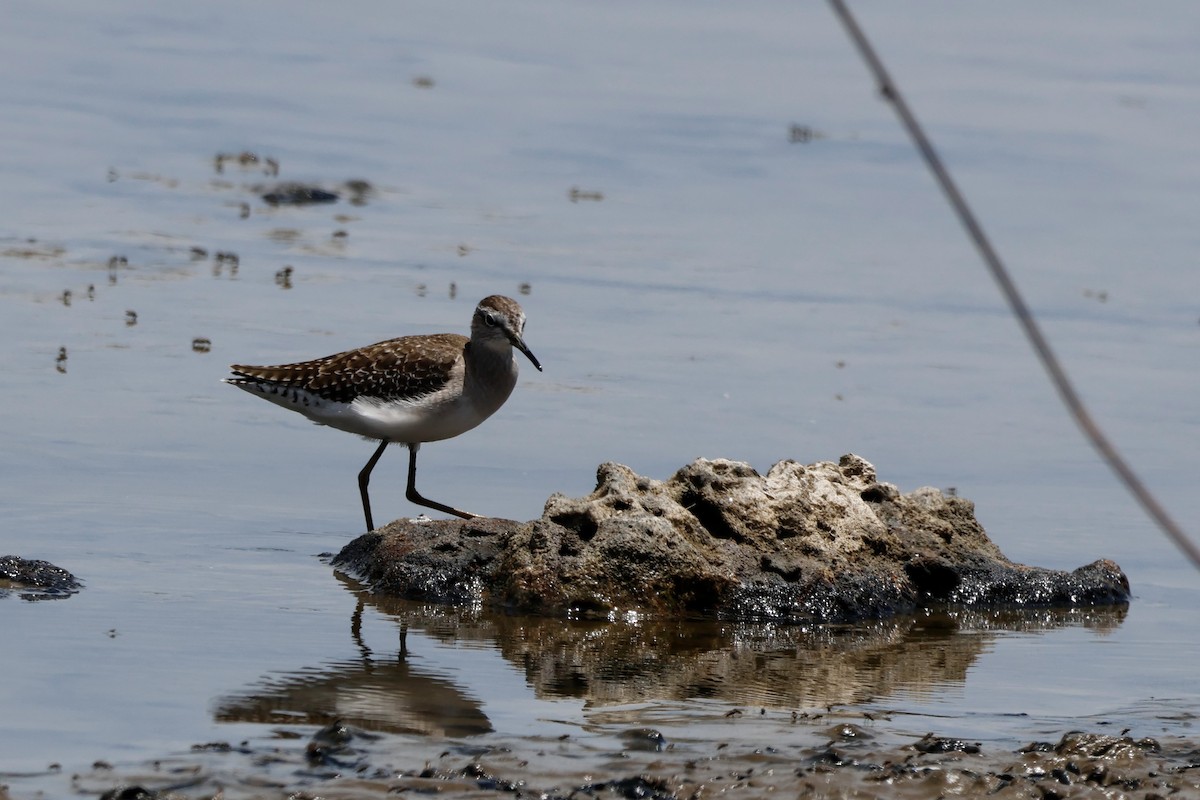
[331,572,1126,710]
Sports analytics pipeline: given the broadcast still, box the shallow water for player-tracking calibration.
[2,1,1199,796]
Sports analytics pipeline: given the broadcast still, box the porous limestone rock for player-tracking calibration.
[332,455,1129,622]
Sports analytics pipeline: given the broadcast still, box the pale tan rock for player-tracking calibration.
[333,455,1129,622]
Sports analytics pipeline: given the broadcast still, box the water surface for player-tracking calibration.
[2,0,1198,793]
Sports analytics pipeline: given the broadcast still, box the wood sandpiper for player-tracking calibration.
[224,295,542,531]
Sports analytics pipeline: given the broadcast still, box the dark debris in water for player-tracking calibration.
[0,555,81,601]
[214,151,279,176]
[574,775,675,800]
[913,732,981,754]
[260,183,339,206]
[619,728,667,752]
[304,719,380,769]
[98,788,160,800]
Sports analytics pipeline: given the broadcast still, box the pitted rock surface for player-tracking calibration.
[332,455,1129,622]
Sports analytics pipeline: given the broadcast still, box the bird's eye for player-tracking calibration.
[482,311,497,327]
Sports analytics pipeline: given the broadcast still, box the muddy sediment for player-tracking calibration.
[12,714,1198,800]
[333,455,1130,621]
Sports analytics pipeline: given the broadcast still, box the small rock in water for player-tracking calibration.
[0,555,82,600]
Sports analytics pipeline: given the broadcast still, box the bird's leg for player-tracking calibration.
[405,443,480,520]
[358,439,390,532]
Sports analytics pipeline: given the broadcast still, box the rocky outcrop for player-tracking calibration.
[332,455,1129,623]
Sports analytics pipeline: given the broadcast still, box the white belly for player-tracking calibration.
[230,348,519,444]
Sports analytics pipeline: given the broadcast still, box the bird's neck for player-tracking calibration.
[463,340,518,401]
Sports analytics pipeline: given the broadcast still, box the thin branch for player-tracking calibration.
[828,0,1200,570]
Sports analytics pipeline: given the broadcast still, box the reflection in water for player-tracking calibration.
[212,655,493,737]
[215,570,1126,741]
[328,571,1127,711]
[212,600,493,737]
[492,605,1123,709]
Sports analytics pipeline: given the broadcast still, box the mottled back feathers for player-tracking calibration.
[228,333,467,404]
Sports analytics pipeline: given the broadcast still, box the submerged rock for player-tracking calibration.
[333,455,1130,622]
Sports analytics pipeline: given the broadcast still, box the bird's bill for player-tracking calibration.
[512,336,543,372]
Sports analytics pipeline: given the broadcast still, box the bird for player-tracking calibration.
[224,295,542,531]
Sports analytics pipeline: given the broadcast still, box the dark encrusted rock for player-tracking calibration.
[0,555,82,601]
[332,455,1130,622]
[334,517,511,606]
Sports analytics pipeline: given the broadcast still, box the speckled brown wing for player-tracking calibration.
[229,333,467,403]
